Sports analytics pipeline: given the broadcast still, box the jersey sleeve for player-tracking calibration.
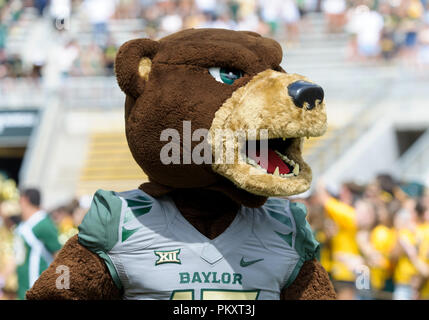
[289,202,320,261]
[33,216,62,253]
[78,189,123,289]
[284,201,321,288]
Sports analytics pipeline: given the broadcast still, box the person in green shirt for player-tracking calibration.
[13,188,61,300]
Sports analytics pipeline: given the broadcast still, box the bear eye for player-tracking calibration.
[209,67,243,85]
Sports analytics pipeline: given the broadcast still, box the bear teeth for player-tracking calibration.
[244,150,300,178]
[274,150,295,167]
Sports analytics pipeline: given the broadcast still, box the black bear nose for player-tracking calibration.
[287,81,324,110]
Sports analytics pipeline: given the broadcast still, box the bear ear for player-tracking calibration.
[115,39,160,99]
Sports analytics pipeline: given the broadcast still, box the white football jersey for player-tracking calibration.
[78,189,319,300]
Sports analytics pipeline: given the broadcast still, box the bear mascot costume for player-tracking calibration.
[27,29,336,300]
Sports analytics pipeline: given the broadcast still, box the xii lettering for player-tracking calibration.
[155,249,181,265]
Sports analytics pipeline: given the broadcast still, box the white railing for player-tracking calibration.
[0,77,124,109]
[0,78,46,107]
[58,77,124,109]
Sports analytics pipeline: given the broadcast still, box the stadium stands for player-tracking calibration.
[77,130,148,196]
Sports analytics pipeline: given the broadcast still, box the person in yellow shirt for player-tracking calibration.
[400,199,429,299]
[357,200,401,299]
[304,195,336,276]
[317,181,368,300]
[416,220,429,299]
[317,218,337,277]
[393,198,421,300]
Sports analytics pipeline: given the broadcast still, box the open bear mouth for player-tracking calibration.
[243,138,300,178]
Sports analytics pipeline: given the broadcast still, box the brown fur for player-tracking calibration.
[26,235,121,300]
[28,29,334,300]
[118,29,285,204]
[171,189,239,239]
[281,259,337,300]
[119,28,325,203]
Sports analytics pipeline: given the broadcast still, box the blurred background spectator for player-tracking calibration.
[14,187,61,300]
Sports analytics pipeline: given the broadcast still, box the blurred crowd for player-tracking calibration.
[344,0,429,64]
[0,0,428,79]
[300,174,429,300]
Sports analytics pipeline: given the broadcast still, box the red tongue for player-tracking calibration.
[248,149,291,174]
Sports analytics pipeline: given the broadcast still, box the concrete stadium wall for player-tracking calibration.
[20,103,125,210]
[323,119,399,192]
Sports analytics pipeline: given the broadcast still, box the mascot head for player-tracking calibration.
[115,28,327,207]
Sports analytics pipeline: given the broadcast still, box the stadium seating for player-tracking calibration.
[77,130,148,196]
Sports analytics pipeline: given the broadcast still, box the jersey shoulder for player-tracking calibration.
[256,197,320,262]
[78,189,160,253]
[77,189,162,290]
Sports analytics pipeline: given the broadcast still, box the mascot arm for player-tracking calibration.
[281,259,336,300]
[280,201,336,300]
[26,235,121,300]
[27,190,124,300]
